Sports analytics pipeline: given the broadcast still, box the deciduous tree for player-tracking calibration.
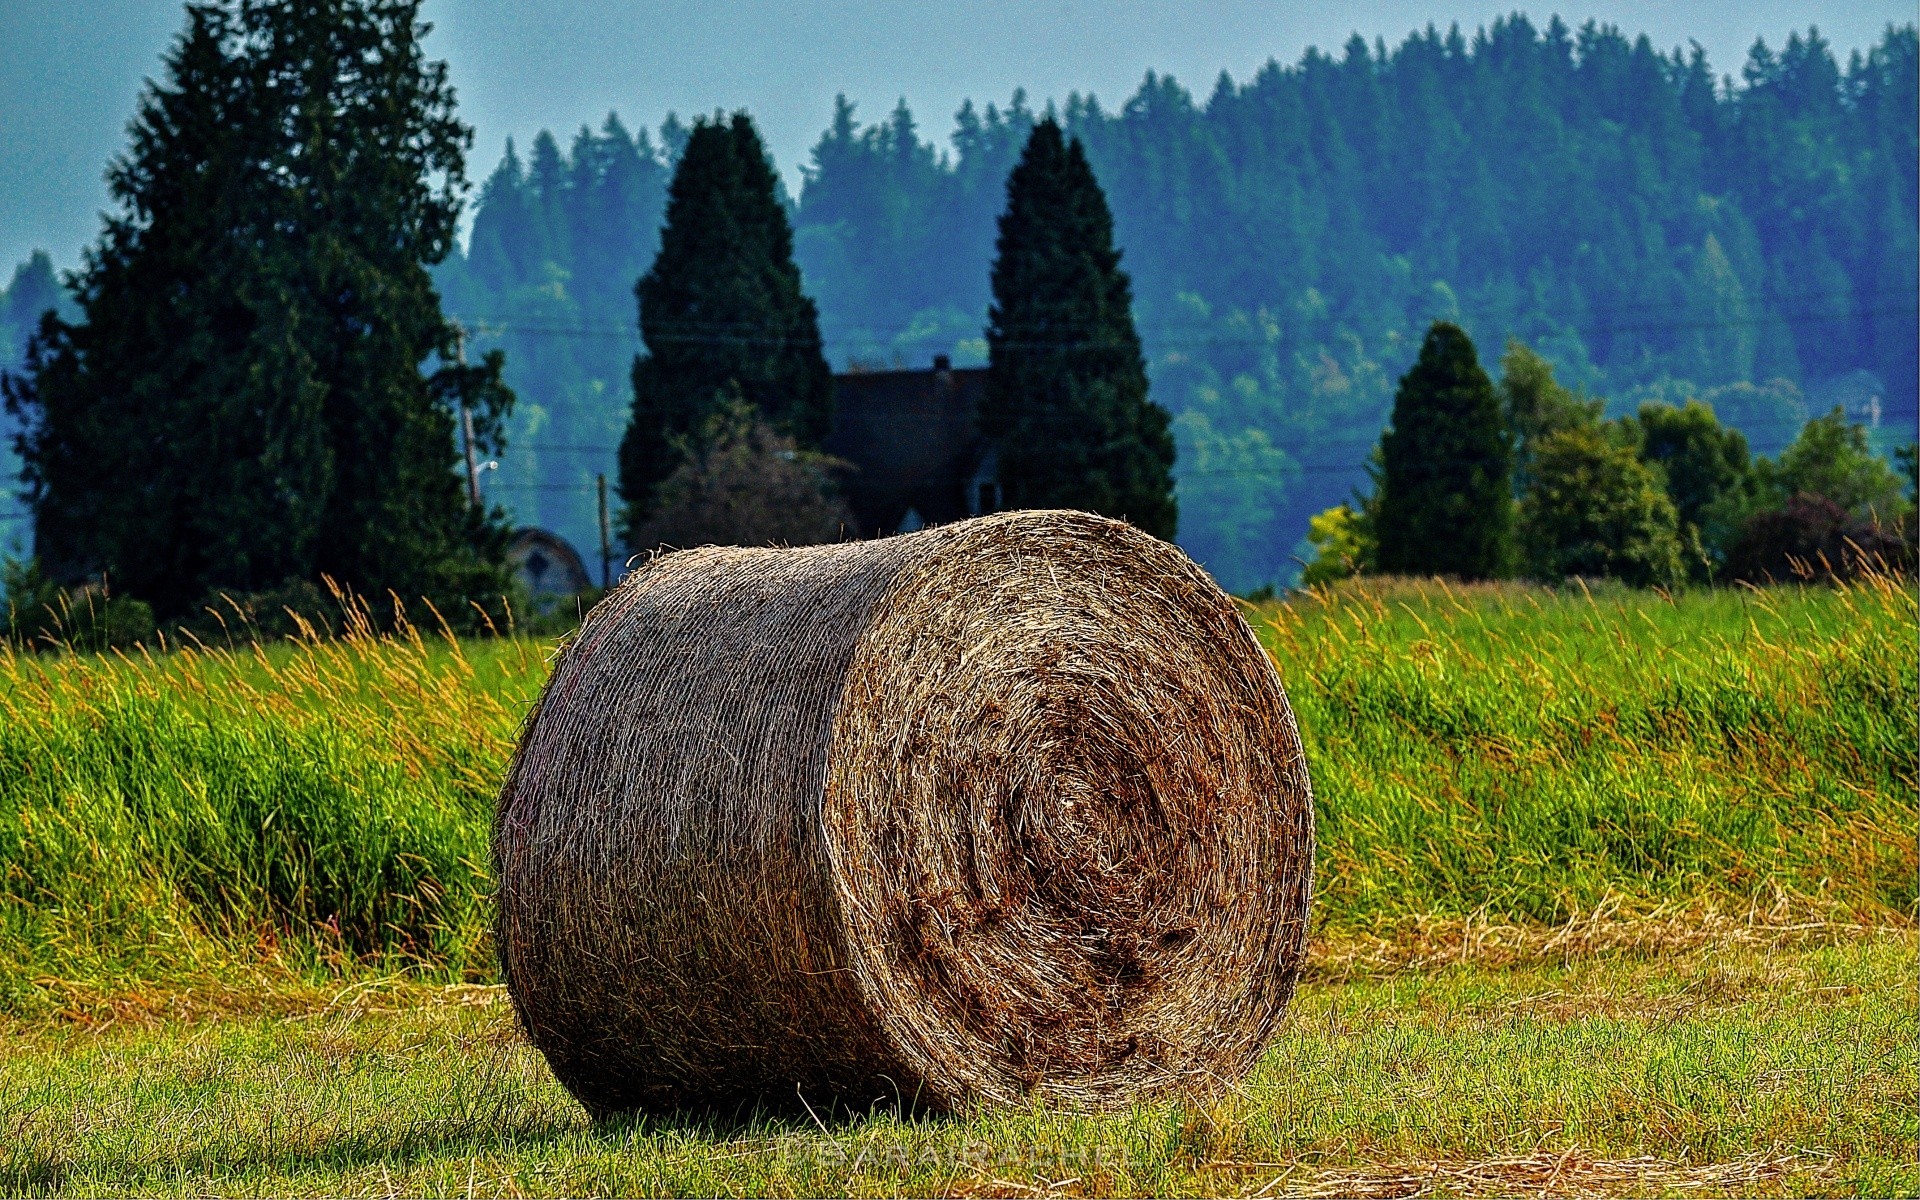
[1519,425,1685,587]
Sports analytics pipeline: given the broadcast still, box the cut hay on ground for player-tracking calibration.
[494,510,1314,1116]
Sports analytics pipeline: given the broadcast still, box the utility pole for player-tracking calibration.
[453,322,481,509]
[597,473,612,589]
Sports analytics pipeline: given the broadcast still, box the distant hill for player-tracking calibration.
[437,18,1916,590]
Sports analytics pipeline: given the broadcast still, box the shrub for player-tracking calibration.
[1299,503,1374,587]
[1726,492,1916,583]
[630,399,853,551]
[2,558,155,652]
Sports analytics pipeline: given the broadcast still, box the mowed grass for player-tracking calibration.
[2,938,1911,1197]
[0,574,1912,1195]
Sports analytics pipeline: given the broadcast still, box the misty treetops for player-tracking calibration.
[437,17,1915,591]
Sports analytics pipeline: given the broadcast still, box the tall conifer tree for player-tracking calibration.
[981,119,1175,539]
[618,113,831,531]
[4,0,510,618]
[1374,322,1514,578]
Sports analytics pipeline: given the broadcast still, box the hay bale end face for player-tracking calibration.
[495,510,1313,1116]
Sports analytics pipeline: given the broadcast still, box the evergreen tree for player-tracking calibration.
[2,0,509,619]
[1374,322,1513,578]
[618,112,831,533]
[981,118,1175,539]
[0,253,68,362]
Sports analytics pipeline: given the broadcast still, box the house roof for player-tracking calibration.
[823,360,989,537]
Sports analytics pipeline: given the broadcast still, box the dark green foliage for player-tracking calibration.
[1374,323,1513,579]
[2,557,153,651]
[1761,408,1910,518]
[981,120,1175,539]
[1518,425,1686,587]
[3,0,510,621]
[0,253,75,551]
[1501,341,1601,495]
[629,397,852,552]
[617,113,831,535]
[1698,408,1915,583]
[434,119,668,561]
[444,21,1912,590]
[1625,400,1752,576]
[0,254,70,365]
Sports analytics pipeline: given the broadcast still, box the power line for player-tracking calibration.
[505,412,1853,459]
[443,287,1918,349]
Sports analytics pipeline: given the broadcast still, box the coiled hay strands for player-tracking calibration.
[495,509,1313,1116]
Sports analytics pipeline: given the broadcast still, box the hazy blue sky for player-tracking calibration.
[2,1,1912,274]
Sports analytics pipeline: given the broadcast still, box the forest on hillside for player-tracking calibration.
[12,17,1908,590]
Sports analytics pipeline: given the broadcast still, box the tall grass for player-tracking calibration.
[0,576,1910,1015]
[1265,574,1917,929]
[0,600,544,1013]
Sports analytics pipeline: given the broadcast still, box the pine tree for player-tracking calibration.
[1373,322,1514,578]
[981,118,1175,540]
[618,113,831,533]
[1,253,67,359]
[2,0,510,619]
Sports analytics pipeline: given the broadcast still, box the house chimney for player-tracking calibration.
[933,354,951,373]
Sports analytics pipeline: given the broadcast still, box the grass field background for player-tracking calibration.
[0,575,1913,1195]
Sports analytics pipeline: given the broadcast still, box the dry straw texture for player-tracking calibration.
[495,510,1313,1117]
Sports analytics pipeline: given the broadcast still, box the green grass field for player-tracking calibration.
[0,576,1913,1195]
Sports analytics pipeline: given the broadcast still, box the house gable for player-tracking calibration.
[823,357,995,537]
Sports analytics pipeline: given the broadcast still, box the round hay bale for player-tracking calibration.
[495,509,1313,1116]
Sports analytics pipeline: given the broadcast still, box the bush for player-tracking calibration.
[173,579,340,645]
[1519,426,1685,588]
[1726,492,1916,583]
[2,558,155,652]
[1299,503,1374,587]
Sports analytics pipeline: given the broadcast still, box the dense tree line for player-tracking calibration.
[1305,321,1915,590]
[10,15,1909,592]
[435,19,1915,589]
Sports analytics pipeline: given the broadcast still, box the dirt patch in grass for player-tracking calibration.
[1309,890,1908,982]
